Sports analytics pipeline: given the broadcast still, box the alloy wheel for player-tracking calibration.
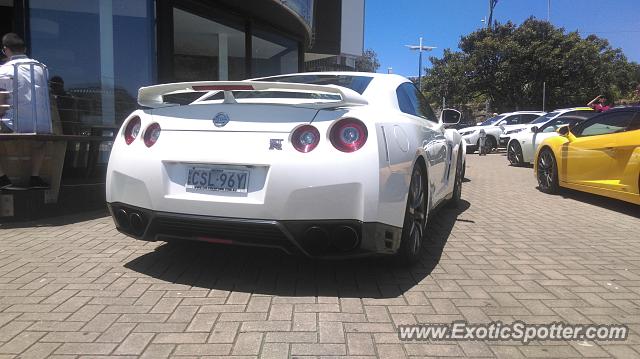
[406,169,427,255]
[537,151,555,191]
[507,142,521,165]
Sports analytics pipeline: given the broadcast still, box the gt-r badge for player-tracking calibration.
[213,112,230,127]
[269,139,283,150]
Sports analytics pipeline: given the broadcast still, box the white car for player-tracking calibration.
[106,72,466,263]
[506,110,594,166]
[498,107,593,148]
[459,111,545,153]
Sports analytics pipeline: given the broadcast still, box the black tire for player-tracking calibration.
[507,141,524,166]
[537,148,559,194]
[395,164,428,264]
[447,150,464,207]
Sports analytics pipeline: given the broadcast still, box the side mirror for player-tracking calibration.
[441,108,461,126]
[530,126,538,133]
[557,126,570,136]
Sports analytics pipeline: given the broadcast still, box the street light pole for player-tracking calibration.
[418,37,423,90]
[405,37,436,91]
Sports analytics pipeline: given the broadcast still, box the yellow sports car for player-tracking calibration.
[534,106,640,205]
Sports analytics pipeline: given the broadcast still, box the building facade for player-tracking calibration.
[3,0,364,131]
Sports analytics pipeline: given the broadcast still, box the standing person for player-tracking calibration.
[478,128,487,156]
[0,33,50,189]
[587,95,611,112]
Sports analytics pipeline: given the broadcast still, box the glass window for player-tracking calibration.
[252,29,298,77]
[258,74,373,94]
[541,118,577,133]
[502,115,520,125]
[520,114,539,124]
[395,85,414,115]
[574,112,635,137]
[480,115,505,126]
[173,8,245,82]
[30,0,154,130]
[627,112,640,131]
[396,83,437,122]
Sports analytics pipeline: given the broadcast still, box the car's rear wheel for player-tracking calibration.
[448,150,464,207]
[507,141,524,166]
[537,148,559,194]
[395,164,428,264]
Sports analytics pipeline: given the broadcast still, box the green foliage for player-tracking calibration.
[423,18,640,112]
[355,49,380,73]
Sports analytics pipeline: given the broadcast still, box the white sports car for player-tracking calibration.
[106,72,466,262]
[506,111,594,166]
[498,107,593,149]
[459,111,545,153]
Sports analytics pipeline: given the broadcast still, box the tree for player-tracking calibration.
[355,49,380,73]
[423,18,640,112]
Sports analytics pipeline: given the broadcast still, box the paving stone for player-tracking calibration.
[0,155,638,358]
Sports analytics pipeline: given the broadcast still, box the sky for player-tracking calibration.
[364,0,640,77]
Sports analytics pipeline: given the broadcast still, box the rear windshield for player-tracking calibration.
[255,74,374,95]
[530,111,560,124]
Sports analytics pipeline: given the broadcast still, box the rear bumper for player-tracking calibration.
[108,202,403,259]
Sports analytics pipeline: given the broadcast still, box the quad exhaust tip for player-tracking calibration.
[113,207,146,236]
[129,212,144,233]
[303,226,329,254]
[303,225,360,254]
[115,209,129,230]
[331,225,359,252]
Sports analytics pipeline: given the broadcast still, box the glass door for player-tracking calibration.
[172,7,246,82]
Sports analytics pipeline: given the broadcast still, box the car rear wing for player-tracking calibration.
[137,81,368,109]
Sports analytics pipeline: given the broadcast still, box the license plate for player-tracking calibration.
[186,166,249,193]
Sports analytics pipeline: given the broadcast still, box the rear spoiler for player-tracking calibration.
[137,81,368,109]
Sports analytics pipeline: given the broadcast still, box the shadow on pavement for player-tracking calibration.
[124,200,471,298]
[0,209,109,229]
[558,188,639,219]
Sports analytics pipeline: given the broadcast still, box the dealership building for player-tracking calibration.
[0,0,364,220]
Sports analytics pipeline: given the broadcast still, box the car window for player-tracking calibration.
[541,117,575,133]
[520,114,539,124]
[573,111,635,137]
[530,111,559,124]
[480,115,505,126]
[500,115,519,125]
[395,85,414,115]
[396,83,437,123]
[627,112,640,131]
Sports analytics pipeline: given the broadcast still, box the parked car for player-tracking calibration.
[506,111,595,166]
[106,72,467,263]
[534,106,640,205]
[459,111,545,153]
[499,107,593,147]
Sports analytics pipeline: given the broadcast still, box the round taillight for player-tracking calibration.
[124,117,141,145]
[291,125,320,153]
[330,118,368,152]
[143,123,161,147]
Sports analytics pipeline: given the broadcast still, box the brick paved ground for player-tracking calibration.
[0,153,639,358]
